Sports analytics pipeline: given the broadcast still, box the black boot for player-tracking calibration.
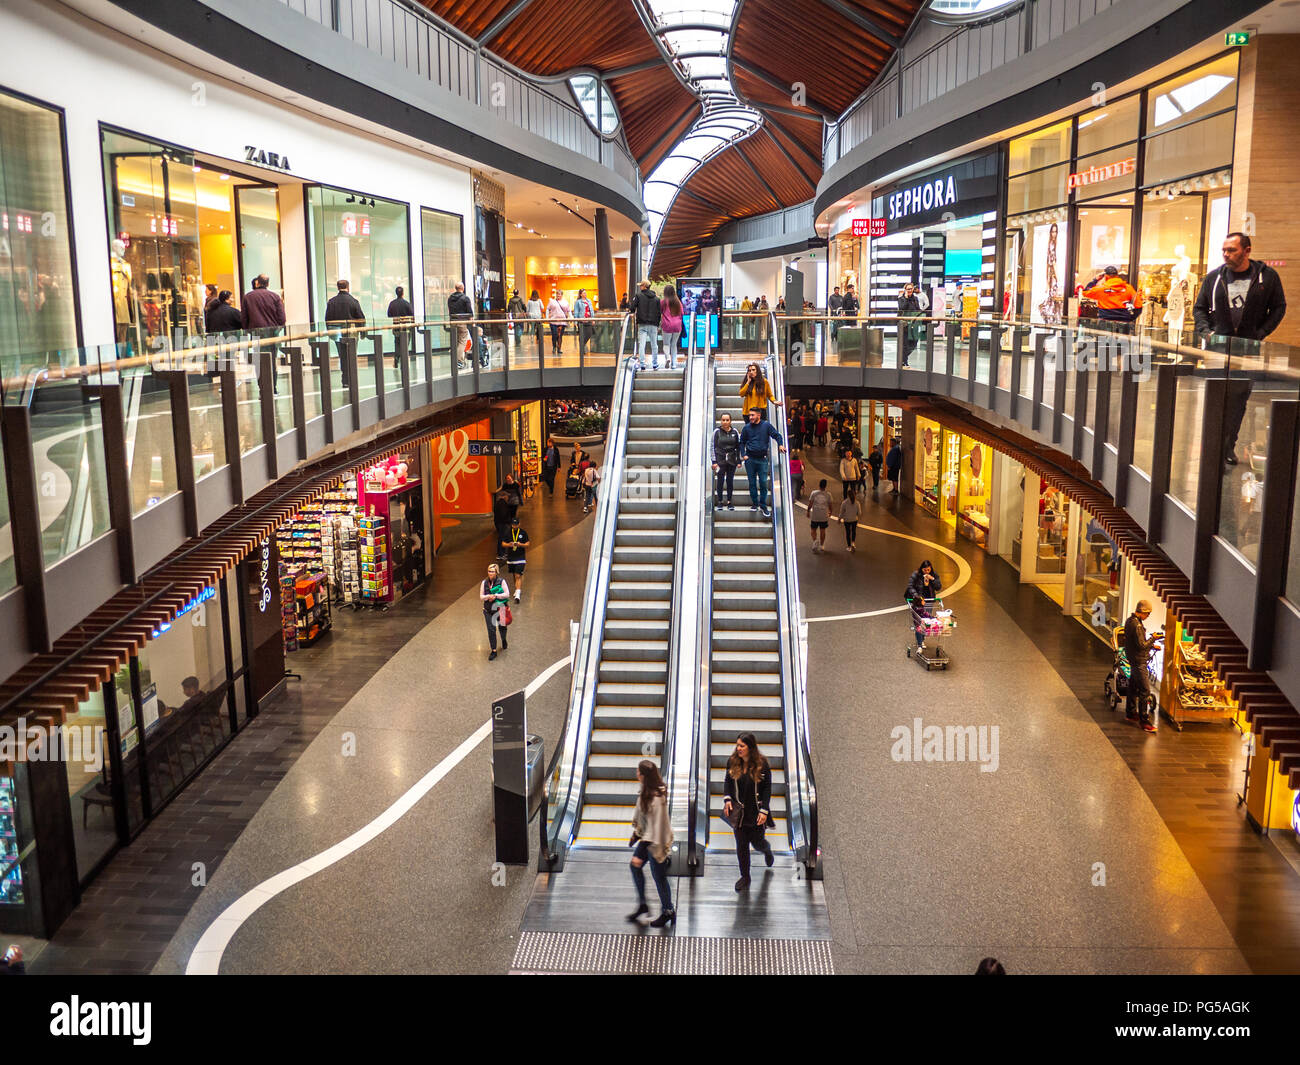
[626,903,649,923]
[649,910,676,928]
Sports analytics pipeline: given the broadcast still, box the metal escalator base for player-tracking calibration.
[511,929,833,974]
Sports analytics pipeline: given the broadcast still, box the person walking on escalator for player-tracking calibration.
[627,759,675,928]
[712,412,741,509]
[722,732,774,893]
[739,407,785,518]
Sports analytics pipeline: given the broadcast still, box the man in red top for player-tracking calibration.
[1081,266,1142,329]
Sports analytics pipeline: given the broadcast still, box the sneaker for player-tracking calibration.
[750,505,759,512]
[488,650,497,661]
[761,508,771,519]
[514,590,521,601]
[1142,722,1157,733]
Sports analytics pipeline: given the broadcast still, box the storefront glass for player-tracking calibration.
[1008,119,1070,175]
[1075,95,1140,157]
[421,207,463,321]
[1072,508,1120,642]
[233,184,283,294]
[992,452,1026,568]
[1137,183,1231,342]
[956,436,991,546]
[939,428,961,528]
[1006,210,1068,325]
[63,665,135,881]
[306,185,410,322]
[915,416,941,516]
[0,90,78,371]
[1074,203,1132,294]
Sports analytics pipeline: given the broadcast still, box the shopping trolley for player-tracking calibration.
[905,596,955,671]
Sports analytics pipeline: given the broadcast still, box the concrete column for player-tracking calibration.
[594,209,616,311]
[1230,34,1300,346]
[629,231,642,291]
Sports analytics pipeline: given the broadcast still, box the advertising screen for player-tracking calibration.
[679,277,723,349]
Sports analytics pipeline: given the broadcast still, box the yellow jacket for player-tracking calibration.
[739,378,775,415]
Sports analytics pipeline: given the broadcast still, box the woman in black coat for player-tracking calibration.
[906,559,942,602]
[722,732,774,892]
[205,290,242,334]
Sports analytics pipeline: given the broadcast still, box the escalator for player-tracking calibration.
[694,357,818,873]
[576,368,684,846]
[707,369,788,849]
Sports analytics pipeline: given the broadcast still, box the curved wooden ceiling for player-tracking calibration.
[418,0,925,276]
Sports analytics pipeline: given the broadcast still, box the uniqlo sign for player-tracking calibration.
[852,218,887,237]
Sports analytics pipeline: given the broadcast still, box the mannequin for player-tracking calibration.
[1164,244,1194,345]
[110,238,135,345]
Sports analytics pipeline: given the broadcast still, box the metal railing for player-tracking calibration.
[270,0,638,184]
[826,0,1119,167]
[765,353,819,875]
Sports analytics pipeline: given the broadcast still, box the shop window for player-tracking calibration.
[1146,54,1237,132]
[1074,205,1132,298]
[0,90,78,371]
[1075,95,1140,157]
[0,429,12,594]
[1006,211,1067,325]
[234,185,282,296]
[1069,147,1137,202]
[1073,510,1120,639]
[1142,111,1235,187]
[1008,120,1070,176]
[1006,163,1068,215]
[135,588,231,810]
[1136,185,1230,342]
[421,207,464,320]
[914,417,941,516]
[306,185,410,323]
[956,438,991,546]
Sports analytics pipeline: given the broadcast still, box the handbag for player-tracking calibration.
[723,773,744,829]
[499,602,513,626]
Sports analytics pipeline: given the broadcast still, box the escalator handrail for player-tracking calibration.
[541,350,637,864]
[764,355,819,873]
[662,314,700,851]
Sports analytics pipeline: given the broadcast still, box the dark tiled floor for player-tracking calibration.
[30,478,596,975]
[801,443,1300,975]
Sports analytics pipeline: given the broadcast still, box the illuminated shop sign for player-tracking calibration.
[1068,156,1136,192]
[341,215,371,237]
[150,216,180,237]
[244,145,292,172]
[151,586,216,637]
[1293,790,1299,836]
[851,219,887,237]
[887,176,957,223]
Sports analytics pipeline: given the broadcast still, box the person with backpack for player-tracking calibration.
[712,412,741,509]
[807,478,833,554]
[500,515,530,602]
[633,280,662,369]
[627,759,675,928]
[660,284,684,366]
[479,562,512,661]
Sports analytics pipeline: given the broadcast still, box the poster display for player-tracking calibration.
[915,417,941,516]
[1030,220,1066,325]
[679,277,723,350]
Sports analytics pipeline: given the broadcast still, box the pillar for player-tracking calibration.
[594,209,616,311]
[628,231,642,291]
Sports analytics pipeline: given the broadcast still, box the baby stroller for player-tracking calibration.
[1104,625,1156,718]
[564,463,582,499]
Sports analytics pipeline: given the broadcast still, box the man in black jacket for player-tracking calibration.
[633,281,662,369]
[448,282,474,371]
[1193,233,1287,464]
[829,286,843,340]
[387,285,414,367]
[1122,600,1163,732]
[325,279,365,386]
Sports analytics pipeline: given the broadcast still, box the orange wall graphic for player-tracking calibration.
[431,420,493,545]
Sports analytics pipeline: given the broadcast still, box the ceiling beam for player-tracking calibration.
[763,112,824,173]
[758,125,818,192]
[731,58,839,121]
[477,0,536,46]
[815,0,902,49]
[732,142,784,211]
[604,58,669,79]
[676,185,732,216]
[639,99,700,168]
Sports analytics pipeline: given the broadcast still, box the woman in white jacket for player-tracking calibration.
[627,759,675,927]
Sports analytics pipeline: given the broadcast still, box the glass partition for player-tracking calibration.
[420,207,463,322]
[306,184,410,322]
[187,373,225,478]
[0,90,78,376]
[120,355,178,514]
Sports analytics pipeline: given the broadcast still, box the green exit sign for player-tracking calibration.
[1226,31,1250,46]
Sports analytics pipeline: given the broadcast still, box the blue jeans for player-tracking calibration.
[630,841,673,912]
[636,324,659,367]
[745,456,771,510]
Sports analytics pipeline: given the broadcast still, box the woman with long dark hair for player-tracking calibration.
[660,284,683,366]
[722,732,774,892]
[627,759,675,927]
[739,361,782,422]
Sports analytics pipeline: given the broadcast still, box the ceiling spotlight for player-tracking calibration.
[345,194,356,203]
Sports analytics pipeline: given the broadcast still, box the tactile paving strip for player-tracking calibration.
[511,931,834,975]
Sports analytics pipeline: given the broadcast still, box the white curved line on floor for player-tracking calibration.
[185,653,572,975]
[791,502,972,624]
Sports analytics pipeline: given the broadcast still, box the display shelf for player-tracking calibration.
[1162,625,1234,729]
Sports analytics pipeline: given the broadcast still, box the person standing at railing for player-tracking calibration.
[633,280,661,370]
[1193,232,1288,466]
[326,279,366,387]
[659,284,683,367]
[841,285,860,320]
[507,289,526,347]
[447,282,474,372]
[573,288,594,358]
[739,407,786,519]
[242,274,285,335]
[386,285,414,367]
[526,289,545,358]
[205,290,241,335]
[829,286,843,341]
[546,288,569,357]
[898,282,924,366]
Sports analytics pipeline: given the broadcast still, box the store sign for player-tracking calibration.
[887,176,957,223]
[150,216,180,237]
[1068,156,1136,192]
[1293,789,1300,835]
[851,219,887,238]
[341,214,371,237]
[244,145,292,172]
[258,540,271,613]
[1226,31,1250,46]
[468,440,516,457]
